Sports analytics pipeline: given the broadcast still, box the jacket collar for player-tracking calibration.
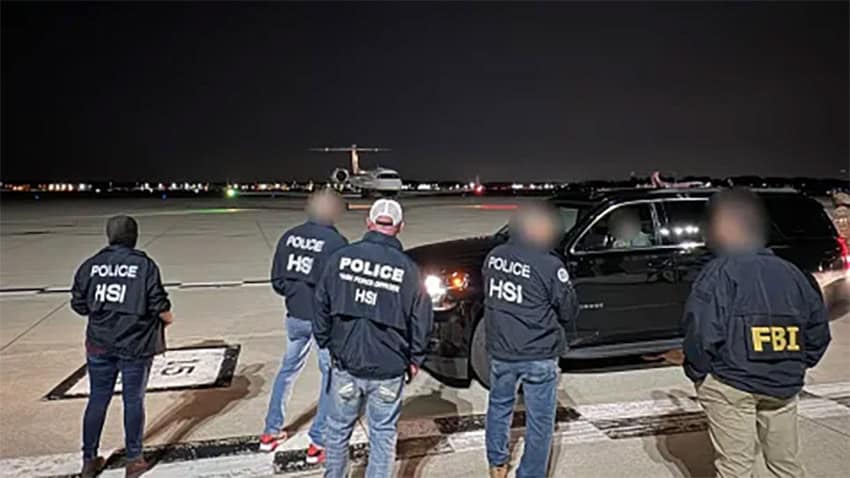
[306,218,339,232]
[508,234,549,252]
[363,230,403,250]
[101,244,135,254]
[716,246,773,258]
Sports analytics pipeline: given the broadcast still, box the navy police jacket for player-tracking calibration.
[271,220,348,320]
[314,231,434,379]
[682,249,831,399]
[71,245,171,358]
[482,237,579,362]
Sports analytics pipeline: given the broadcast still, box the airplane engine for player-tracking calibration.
[331,168,350,185]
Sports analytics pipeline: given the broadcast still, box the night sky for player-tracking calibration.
[2,2,848,182]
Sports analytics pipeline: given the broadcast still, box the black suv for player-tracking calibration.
[407,189,847,387]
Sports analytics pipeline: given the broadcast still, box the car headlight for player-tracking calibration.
[424,272,469,311]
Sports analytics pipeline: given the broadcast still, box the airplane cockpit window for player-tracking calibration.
[576,204,658,252]
[377,173,400,179]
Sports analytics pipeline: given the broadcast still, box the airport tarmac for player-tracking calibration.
[0,196,848,478]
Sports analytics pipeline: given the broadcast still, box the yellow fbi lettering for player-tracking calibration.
[751,326,800,352]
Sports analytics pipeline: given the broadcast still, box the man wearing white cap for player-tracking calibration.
[314,198,433,478]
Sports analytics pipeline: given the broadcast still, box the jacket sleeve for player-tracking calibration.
[146,261,171,316]
[408,279,434,367]
[681,267,728,382]
[802,276,831,367]
[313,259,334,349]
[550,266,579,329]
[70,264,90,316]
[270,239,289,297]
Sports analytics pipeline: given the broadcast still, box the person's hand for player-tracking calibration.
[406,364,420,384]
[159,310,174,327]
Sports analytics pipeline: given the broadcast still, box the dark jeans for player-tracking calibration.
[82,354,153,461]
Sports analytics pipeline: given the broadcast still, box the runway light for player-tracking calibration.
[226,188,237,198]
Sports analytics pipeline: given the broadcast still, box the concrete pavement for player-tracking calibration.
[1,197,848,477]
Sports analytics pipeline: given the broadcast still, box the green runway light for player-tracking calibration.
[226,188,237,198]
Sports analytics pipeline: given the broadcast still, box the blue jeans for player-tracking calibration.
[82,354,153,461]
[485,358,559,478]
[324,368,404,478]
[264,316,331,447]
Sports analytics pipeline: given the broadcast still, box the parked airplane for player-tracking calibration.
[310,145,402,197]
[650,171,710,188]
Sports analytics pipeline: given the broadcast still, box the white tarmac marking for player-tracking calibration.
[3,382,848,477]
[0,290,40,297]
[61,348,228,397]
[804,382,850,399]
[178,280,244,289]
[798,398,850,419]
[575,396,702,420]
[0,451,112,478]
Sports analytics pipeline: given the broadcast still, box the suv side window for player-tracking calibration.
[576,203,659,252]
[659,200,707,246]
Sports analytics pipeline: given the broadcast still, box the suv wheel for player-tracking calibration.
[470,318,491,389]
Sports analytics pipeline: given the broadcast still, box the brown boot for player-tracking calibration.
[81,456,104,478]
[489,464,509,478]
[125,457,149,478]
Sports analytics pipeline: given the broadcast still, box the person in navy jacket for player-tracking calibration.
[482,202,578,478]
[315,198,433,478]
[260,190,348,465]
[683,188,830,478]
[71,215,172,478]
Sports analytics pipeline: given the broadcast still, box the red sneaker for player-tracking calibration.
[305,443,325,465]
[259,432,287,452]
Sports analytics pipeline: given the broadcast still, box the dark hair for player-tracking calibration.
[708,188,768,244]
[106,215,138,248]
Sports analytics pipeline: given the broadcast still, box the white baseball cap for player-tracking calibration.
[369,198,404,226]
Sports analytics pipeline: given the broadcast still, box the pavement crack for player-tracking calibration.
[0,300,66,353]
[255,221,274,252]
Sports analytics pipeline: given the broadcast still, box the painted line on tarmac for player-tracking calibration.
[0,279,274,299]
[6,382,850,477]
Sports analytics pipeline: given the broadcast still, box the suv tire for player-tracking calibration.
[470,318,491,389]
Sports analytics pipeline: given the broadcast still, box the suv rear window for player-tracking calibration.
[763,196,835,240]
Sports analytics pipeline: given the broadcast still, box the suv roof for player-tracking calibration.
[552,187,801,204]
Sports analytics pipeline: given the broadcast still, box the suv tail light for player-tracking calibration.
[838,236,849,272]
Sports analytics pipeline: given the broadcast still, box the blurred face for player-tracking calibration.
[522,212,558,249]
[309,193,343,224]
[611,214,640,241]
[709,208,749,251]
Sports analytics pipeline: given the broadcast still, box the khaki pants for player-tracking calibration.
[697,375,804,478]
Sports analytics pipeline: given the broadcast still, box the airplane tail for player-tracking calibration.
[651,171,669,188]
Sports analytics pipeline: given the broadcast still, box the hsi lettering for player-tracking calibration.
[355,288,378,306]
[287,254,314,274]
[94,283,127,304]
[489,278,523,304]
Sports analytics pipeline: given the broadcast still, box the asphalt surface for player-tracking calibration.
[0,196,848,477]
